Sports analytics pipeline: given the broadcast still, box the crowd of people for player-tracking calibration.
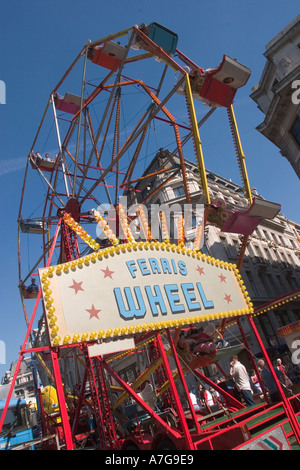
[188,354,296,413]
[189,383,222,414]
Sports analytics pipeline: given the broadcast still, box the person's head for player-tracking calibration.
[230,355,239,366]
[276,358,282,366]
[257,359,265,369]
[31,278,36,284]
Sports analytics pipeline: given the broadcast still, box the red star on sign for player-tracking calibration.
[224,294,232,304]
[101,266,114,279]
[196,266,205,276]
[86,304,101,320]
[69,279,84,294]
[219,274,226,283]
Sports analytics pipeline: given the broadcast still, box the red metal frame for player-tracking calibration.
[248,315,300,445]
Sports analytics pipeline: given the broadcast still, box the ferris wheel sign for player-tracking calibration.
[39,242,253,347]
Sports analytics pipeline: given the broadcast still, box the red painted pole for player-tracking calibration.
[71,365,88,438]
[166,329,201,434]
[155,332,195,450]
[0,221,62,435]
[49,348,74,449]
[248,315,300,445]
[102,359,180,440]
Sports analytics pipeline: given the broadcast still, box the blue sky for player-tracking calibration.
[0,0,300,380]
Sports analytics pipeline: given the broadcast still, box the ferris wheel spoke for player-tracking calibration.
[80,76,186,206]
[20,233,60,287]
[73,46,89,198]
[121,121,151,187]
[50,94,70,198]
[121,61,167,191]
[76,30,136,201]
[86,111,113,205]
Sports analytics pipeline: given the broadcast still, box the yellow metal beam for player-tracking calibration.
[112,349,172,409]
[228,105,252,204]
[184,74,211,205]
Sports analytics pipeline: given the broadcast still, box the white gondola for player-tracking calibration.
[177,55,251,108]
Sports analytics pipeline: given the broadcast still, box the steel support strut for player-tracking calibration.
[166,330,201,433]
[155,332,195,450]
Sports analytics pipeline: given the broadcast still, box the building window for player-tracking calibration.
[293,310,300,321]
[191,214,197,227]
[275,310,290,328]
[258,272,275,297]
[263,246,274,263]
[270,232,278,244]
[220,236,238,259]
[287,276,299,291]
[275,275,285,295]
[291,116,300,147]
[173,186,185,198]
[245,270,259,297]
[262,229,270,241]
[255,314,277,342]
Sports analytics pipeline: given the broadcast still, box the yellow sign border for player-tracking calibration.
[40,241,254,347]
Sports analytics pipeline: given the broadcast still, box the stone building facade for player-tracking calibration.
[250,15,300,177]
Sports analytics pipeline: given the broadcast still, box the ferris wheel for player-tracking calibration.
[14,23,266,450]
[17,23,255,312]
[7,21,300,454]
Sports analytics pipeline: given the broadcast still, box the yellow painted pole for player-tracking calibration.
[228,105,252,204]
[184,75,211,205]
[113,349,172,409]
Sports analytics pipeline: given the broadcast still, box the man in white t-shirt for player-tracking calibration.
[230,355,255,406]
[189,390,200,411]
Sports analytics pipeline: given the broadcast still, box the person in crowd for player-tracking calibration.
[250,369,263,394]
[197,384,206,408]
[230,355,255,406]
[257,359,284,404]
[203,387,216,412]
[189,389,200,412]
[275,358,293,389]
